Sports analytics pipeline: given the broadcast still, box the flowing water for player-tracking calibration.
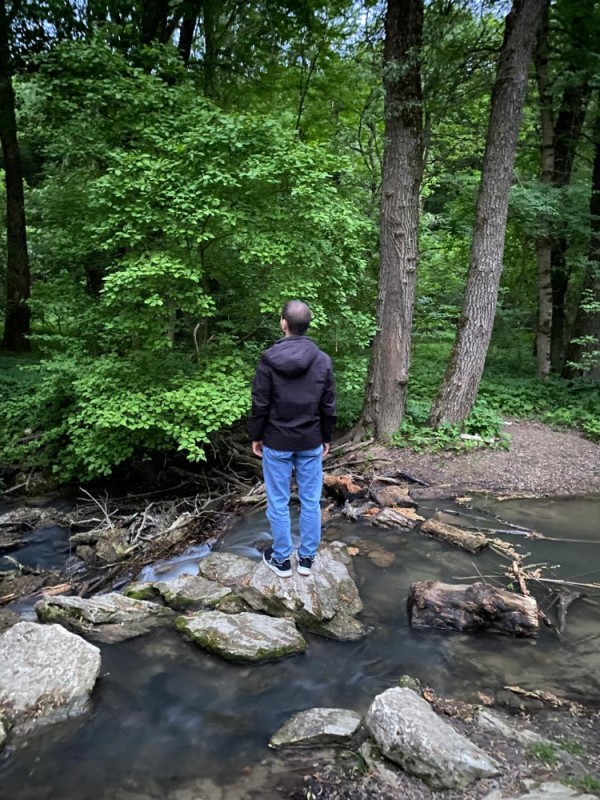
[0,495,599,800]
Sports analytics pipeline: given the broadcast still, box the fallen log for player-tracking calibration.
[323,475,367,502]
[420,518,488,553]
[408,580,539,637]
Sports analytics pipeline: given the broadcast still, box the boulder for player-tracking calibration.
[154,575,232,610]
[270,708,363,747]
[197,543,365,641]
[0,718,6,750]
[365,687,499,789]
[198,552,256,584]
[176,610,307,663]
[0,621,101,734]
[36,592,174,643]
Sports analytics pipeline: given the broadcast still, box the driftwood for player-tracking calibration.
[420,518,489,554]
[372,507,423,529]
[408,580,539,637]
[323,474,367,502]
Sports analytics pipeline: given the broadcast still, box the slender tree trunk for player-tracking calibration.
[534,0,553,380]
[563,107,600,380]
[0,0,30,352]
[178,10,198,65]
[429,0,544,427]
[201,0,217,98]
[361,0,424,442]
[549,83,591,371]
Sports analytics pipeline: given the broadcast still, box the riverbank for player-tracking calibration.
[360,420,600,497]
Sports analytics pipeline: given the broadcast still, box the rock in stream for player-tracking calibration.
[0,621,101,735]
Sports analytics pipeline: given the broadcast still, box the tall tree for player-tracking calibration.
[0,0,30,352]
[563,103,600,380]
[429,0,544,427]
[361,0,423,441]
[533,0,553,379]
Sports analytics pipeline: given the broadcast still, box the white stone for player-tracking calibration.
[0,622,101,734]
[176,610,306,663]
[365,687,499,789]
[270,707,362,747]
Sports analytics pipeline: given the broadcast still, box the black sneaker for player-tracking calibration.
[297,555,315,576]
[263,547,292,578]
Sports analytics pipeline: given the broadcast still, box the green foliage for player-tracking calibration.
[527,742,559,766]
[1,40,372,480]
[559,740,585,756]
[565,775,600,795]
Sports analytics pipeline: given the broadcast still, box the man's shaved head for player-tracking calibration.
[281,300,312,336]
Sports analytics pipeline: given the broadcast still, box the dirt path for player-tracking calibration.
[370,420,600,497]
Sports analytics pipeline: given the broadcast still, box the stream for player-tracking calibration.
[0,494,599,800]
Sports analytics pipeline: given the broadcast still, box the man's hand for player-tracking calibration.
[322,442,330,458]
[252,440,264,458]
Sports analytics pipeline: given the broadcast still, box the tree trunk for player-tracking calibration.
[140,0,171,45]
[549,83,591,371]
[178,10,198,65]
[361,0,423,442]
[201,0,217,98]
[534,0,553,380]
[408,580,539,637]
[429,0,544,427]
[563,106,600,380]
[0,0,30,352]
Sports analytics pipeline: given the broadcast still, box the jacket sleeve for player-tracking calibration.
[248,357,272,442]
[319,360,337,443]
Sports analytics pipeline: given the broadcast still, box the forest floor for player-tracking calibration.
[368,420,600,497]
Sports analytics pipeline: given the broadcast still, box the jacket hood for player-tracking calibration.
[263,336,319,377]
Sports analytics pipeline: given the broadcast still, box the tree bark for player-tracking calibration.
[178,9,198,65]
[408,580,539,637]
[429,0,544,427]
[140,0,171,45]
[0,0,30,352]
[563,106,600,380]
[534,0,553,380]
[549,83,591,371]
[361,0,423,442]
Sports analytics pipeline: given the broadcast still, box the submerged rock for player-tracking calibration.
[176,610,307,663]
[0,621,101,734]
[197,543,365,641]
[270,707,363,747]
[154,575,232,610]
[36,592,174,643]
[365,687,499,789]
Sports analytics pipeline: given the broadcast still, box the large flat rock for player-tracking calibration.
[197,543,365,641]
[0,622,101,734]
[36,592,174,643]
[365,687,499,789]
[154,575,232,610]
[176,610,307,663]
[270,707,363,747]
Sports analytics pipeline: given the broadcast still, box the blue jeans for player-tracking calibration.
[262,445,323,562]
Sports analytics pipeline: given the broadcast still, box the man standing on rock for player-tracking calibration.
[249,300,336,578]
